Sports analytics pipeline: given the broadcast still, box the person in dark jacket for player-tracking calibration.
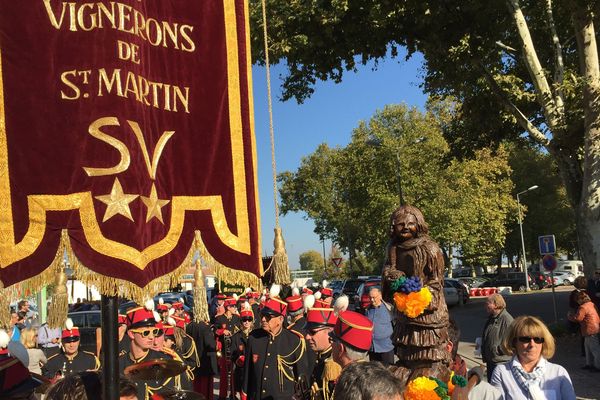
[242,285,309,400]
[186,317,218,400]
[482,293,513,381]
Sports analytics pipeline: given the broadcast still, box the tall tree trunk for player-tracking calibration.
[573,4,600,278]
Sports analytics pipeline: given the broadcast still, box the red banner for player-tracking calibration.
[0,1,262,288]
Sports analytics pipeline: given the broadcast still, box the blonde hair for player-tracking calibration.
[502,315,555,359]
[20,327,38,349]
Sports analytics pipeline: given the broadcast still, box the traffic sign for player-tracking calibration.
[332,257,343,267]
[542,254,557,272]
[538,235,556,255]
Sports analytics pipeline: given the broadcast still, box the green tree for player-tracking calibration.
[279,104,517,271]
[251,1,599,276]
[299,250,324,271]
[504,143,578,267]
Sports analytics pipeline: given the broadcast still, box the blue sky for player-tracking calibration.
[250,51,429,269]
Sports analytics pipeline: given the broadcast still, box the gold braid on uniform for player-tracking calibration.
[321,358,341,400]
[277,337,306,391]
[163,347,195,385]
[146,376,174,400]
[182,332,200,368]
[84,351,101,371]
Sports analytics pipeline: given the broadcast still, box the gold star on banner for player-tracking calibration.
[95,178,139,222]
[141,183,170,224]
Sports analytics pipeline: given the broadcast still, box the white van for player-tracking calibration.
[555,260,584,277]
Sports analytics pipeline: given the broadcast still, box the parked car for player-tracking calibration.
[480,271,540,291]
[543,271,575,286]
[457,277,488,289]
[67,310,101,354]
[446,278,470,304]
[331,279,365,302]
[444,281,460,307]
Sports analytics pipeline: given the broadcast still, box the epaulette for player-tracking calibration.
[162,347,182,362]
[83,351,97,357]
[288,329,303,339]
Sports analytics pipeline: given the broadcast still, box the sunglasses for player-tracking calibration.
[260,314,274,321]
[241,317,253,322]
[308,328,327,336]
[517,336,544,344]
[131,328,160,337]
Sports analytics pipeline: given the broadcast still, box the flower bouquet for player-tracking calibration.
[391,276,432,318]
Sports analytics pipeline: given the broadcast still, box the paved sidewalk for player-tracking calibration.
[459,335,600,400]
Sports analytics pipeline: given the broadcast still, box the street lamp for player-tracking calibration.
[366,136,426,206]
[517,185,539,291]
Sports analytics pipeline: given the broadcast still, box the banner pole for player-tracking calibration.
[101,295,119,400]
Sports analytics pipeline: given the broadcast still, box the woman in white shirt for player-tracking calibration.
[20,327,47,375]
[490,315,576,400]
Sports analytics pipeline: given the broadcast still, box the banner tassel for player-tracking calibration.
[47,265,68,329]
[193,260,210,323]
[270,227,291,285]
[0,282,11,329]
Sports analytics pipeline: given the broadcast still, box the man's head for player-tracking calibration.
[17,300,29,312]
[368,287,382,307]
[126,304,161,352]
[485,293,506,316]
[61,319,81,356]
[330,311,373,367]
[151,326,165,351]
[260,311,283,334]
[119,377,137,400]
[332,361,404,400]
[306,326,333,352]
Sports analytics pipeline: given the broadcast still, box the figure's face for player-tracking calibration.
[514,334,543,366]
[393,213,417,240]
[217,299,224,307]
[305,327,332,352]
[164,337,175,349]
[63,340,79,356]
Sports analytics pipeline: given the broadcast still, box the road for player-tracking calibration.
[450,286,600,399]
[450,286,571,344]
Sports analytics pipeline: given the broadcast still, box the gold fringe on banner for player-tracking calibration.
[193,260,210,323]
[195,231,261,290]
[2,229,261,311]
[270,227,291,285]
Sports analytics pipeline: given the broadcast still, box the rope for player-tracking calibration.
[261,0,280,228]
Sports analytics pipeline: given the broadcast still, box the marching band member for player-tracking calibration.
[286,288,307,335]
[118,300,173,400]
[44,318,100,379]
[215,296,241,400]
[304,295,341,400]
[231,302,255,398]
[186,312,218,400]
[242,284,309,400]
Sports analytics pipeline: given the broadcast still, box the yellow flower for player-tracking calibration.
[394,292,407,311]
[394,288,432,318]
[405,376,440,400]
[448,371,455,395]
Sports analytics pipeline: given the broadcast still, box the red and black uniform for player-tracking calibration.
[214,299,241,400]
[186,320,218,399]
[242,328,309,400]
